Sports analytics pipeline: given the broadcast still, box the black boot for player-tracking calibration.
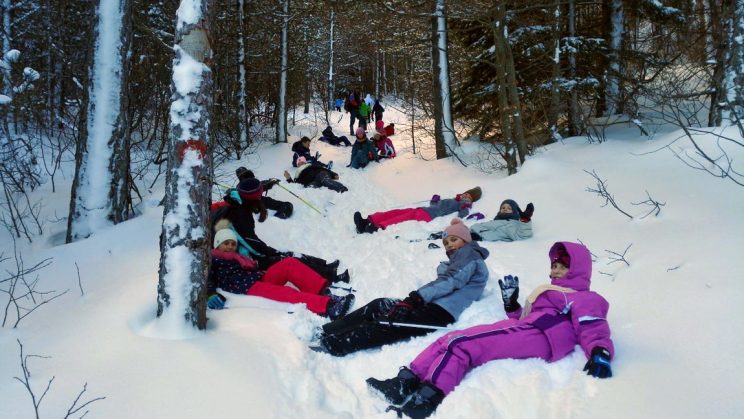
[363,221,379,234]
[427,231,443,240]
[353,211,365,233]
[395,383,445,419]
[334,269,350,283]
[327,259,340,271]
[367,367,420,405]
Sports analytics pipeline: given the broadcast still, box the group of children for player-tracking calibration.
[207,142,614,417]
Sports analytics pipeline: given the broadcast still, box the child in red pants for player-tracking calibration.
[207,229,354,319]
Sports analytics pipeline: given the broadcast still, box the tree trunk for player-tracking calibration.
[604,0,623,116]
[326,7,335,127]
[492,5,515,173]
[156,0,214,331]
[548,0,562,143]
[707,0,727,127]
[431,0,457,159]
[729,0,744,134]
[67,0,132,242]
[275,0,288,143]
[237,0,248,148]
[567,0,581,135]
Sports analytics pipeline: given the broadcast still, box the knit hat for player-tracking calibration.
[235,166,254,180]
[296,156,308,166]
[237,178,263,201]
[462,187,482,202]
[442,218,472,243]
[355,127,366,137]
[213,228,237,249]
[551,244,571,268]
[375,120,385,131]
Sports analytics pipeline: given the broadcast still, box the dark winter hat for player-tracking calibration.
[235,166,255,181]
[237,178,263,201]
[442,218,472,243]
[551,244,571,268]
[461,187,482,202]
[495,199,521,221]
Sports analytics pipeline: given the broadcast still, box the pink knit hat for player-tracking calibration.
[442,218,472,243]
[355,127,366,137]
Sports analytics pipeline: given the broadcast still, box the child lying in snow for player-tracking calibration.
[207,228,354,319]
[353,187,482,234]
[311,219,489,356]
[283,156,347,193]
[428,199,534,242]
[366,241,614,418]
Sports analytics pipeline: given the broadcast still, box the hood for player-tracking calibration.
[549,242,592,291]
[291,141,308,152]
[494,199,521,221]
[322,126,334,137]
[448,241,490,260]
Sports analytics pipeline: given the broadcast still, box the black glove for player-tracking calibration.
[386,300,414,321]
[402,291,424,308]
[262,178,280,190]
[498,275,520,312]
[520,203,534,222]
[583,347,612,378]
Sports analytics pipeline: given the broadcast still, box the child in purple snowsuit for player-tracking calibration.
[367,241,614,418]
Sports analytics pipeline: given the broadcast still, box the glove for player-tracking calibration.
[430,194,441,204]
[583,347,612,378]
[263,178,280,190]
[498,275,520,312]
[402,291,424,308]
[520,203,535,222]
[386,301,414,321]
[207,293,226,310]
[467,212,485,220]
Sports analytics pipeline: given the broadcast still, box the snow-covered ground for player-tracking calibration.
[1,104,743,418]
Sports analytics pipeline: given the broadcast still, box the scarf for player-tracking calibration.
[520,284,576,320]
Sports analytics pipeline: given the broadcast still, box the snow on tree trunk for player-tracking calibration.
[326,7,335,127]
[728,0,744,133]
[275,0,288,144]
[238,0,248,148]
[548,0,563,143]
[66,0,132,242]
[567,0,581,135]
[708,0,727,127]
[156,0,214,332]
[431,0,458,160]
[604,0,623,116]
[1,0,10,64]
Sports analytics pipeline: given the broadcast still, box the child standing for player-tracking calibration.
[312,219,489,356]
[354,187,482,234]
[366,241,614,418]
[358,100,372,130]
[349,127,378,169]
[372,99,385,122]
[208,228,354,319]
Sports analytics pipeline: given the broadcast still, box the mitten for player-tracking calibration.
[430,194,441,204]
[466,212,485,220]
[583,347,612,378]
[207,293,226,310]
[498,275,520,312]
[263,178,280,190]
[520,203,535,222]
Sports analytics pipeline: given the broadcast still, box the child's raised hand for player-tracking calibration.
[498,275,520,312]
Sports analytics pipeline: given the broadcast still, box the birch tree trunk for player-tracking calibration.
[431,0,457,159]
[707,0,727,127]
[728,0,744,134]
[156,0,214,331]
[275,0,288,143]
[604,0,623,116]
[66,0,133,242]
[237,0,248,148]
[548,0,562,142]
[326,7,335,126]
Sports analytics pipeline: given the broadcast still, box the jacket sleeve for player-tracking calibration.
[207,259,218,295]
[416,259,478,303]
[569,291,614,359]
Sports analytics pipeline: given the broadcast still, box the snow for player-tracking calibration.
[1,103,744,418]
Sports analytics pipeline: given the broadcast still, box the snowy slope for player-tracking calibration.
[0,104,743,419]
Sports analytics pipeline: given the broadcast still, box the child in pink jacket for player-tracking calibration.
[367,241,614,418]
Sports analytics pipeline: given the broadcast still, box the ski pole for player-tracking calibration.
[329,285,356,293]
[275,182,324,216]
[376,321,449,330]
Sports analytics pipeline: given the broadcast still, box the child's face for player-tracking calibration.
[302,140,311,148]
[460,193,473,203]
[550,262,569,279]
[217,240,237,253]
[443,235,467,253]
[499,203,513,214]
[356,134,366,140]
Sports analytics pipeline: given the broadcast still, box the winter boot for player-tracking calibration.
[367,367,421,405]
[427,231,444,240]
[334,269,350,284]
[274,202,293,219]
[327,294,355,320]
[394,383,445,419]
[363,221,379,234]
[353,211,365,233]
[327,259,340,271]
[326,160,334,171]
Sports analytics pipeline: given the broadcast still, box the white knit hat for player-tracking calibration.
[213,229,238,249]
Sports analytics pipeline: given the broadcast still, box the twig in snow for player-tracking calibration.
[584,169,633,219]
[75,262,84,296]
[631,190,666,218]
[605,244,632,267]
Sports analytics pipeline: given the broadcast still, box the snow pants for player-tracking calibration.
[257,252,336,282]
[247,257,330,315]
[368,208,433,229]
[349,109,358,135]
[311,171,348,193]
[409,318,551,395]
[320,298,454,356]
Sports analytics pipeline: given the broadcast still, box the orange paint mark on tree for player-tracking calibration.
[178,139,208,160]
